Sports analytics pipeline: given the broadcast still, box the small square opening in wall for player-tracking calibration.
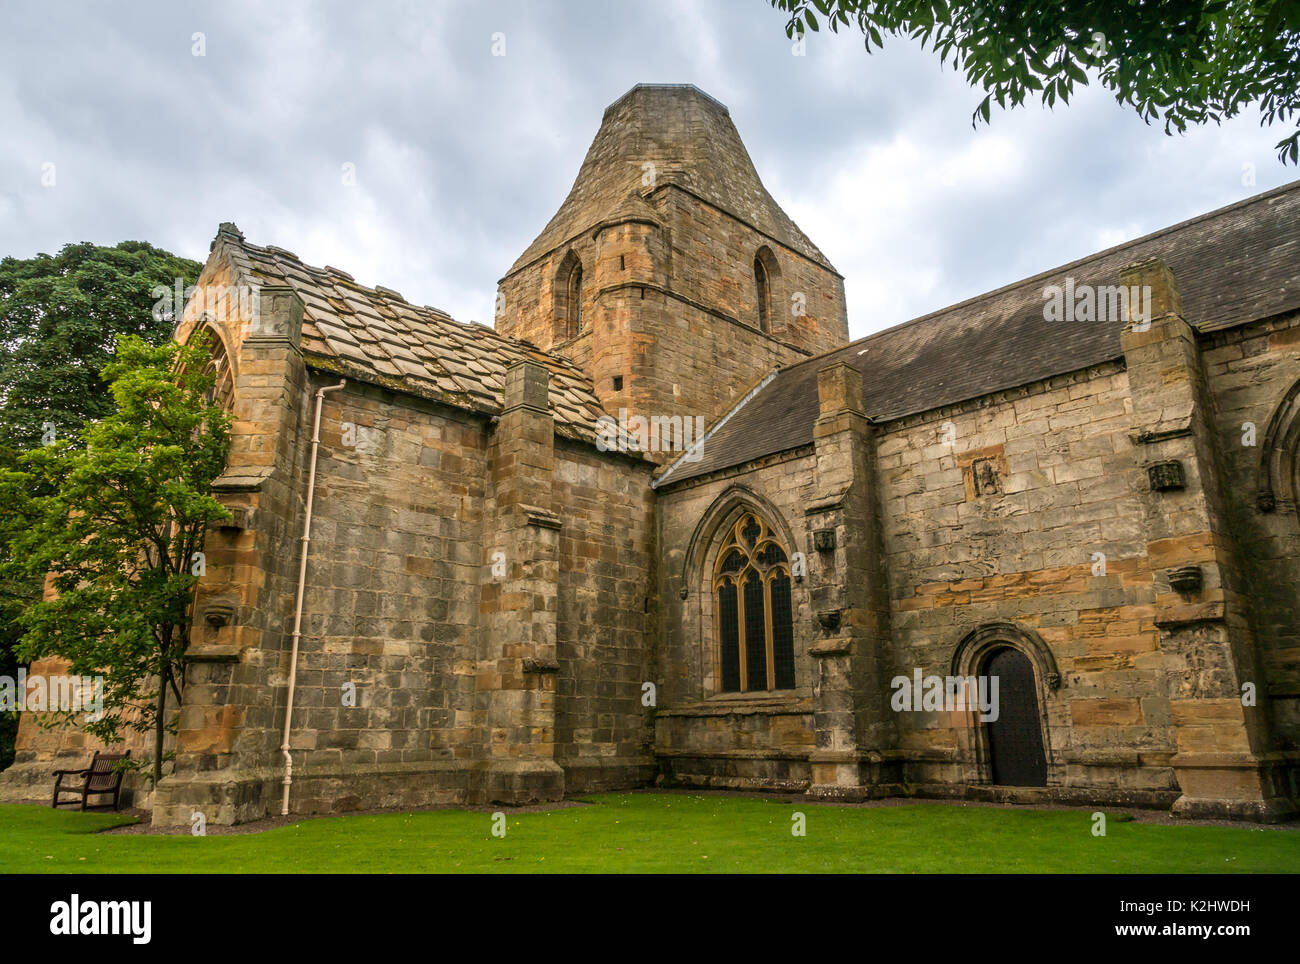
[612,376,624,392]
[1148,460,1185,491]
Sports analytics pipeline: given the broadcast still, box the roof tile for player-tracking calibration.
[223,234,611,445]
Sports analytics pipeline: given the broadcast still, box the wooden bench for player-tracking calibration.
[51,751,130,811]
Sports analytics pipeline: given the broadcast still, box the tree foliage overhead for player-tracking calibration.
[0,241,202,451]
[771,0,1300,163]
[1,334,231,784]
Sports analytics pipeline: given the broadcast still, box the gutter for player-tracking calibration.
[281,378,346,816]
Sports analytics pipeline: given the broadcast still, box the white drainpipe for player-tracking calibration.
[281,378,346,816]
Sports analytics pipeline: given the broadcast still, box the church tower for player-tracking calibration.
[496,84,849,461]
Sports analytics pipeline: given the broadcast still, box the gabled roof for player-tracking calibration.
[213,226,611,445]
[658,179,1300,487]
[507,84,835,275]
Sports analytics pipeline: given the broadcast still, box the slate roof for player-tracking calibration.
[658,180,1300,487]
[214,226,610,445]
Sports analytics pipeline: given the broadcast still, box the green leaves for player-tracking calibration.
[0,241,199,768]
[766,0,1300,164]
[1277,130,1300,166]
[0,241,201,452]
[2,332,231,768]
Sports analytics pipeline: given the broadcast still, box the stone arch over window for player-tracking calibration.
[950,621,1061,786]
[183,322,236,412]
[753,245,780,334]
[1256,375,1300,523]
[554,250,584,341]
[713,512,795,692]
[680,486,803,697]
[681,484,799,592]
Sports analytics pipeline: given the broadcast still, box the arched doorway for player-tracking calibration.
[984,647,1047,787]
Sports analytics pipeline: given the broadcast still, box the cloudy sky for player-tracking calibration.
[1,0,1294,340]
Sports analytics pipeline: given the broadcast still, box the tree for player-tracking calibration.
[0,241,200,770]
[0,240,202,450]
[770,0,1300,163]
[1,333,231,785]
[0,469,36,770]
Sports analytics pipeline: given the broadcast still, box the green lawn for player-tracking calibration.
[2,793,1295,873]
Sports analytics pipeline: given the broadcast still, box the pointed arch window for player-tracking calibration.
[553,251,586,342]
[753,246,781,334]
[183,324,235,412]
[713,512,795,692]
[202,337,235,411]
[569,263,584,336]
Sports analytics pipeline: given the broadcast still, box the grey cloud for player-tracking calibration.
[1,0,1293,338]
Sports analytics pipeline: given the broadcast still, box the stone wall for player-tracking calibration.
[654,451,818,789]
[653,359,1184,803]
[655,187,848,353]
[1201,311,1300,763]
[270,378,489,814]
[552,439,657,792]
[653,270,1299,818]
[154,350,660,823]
[876,361,1175,799]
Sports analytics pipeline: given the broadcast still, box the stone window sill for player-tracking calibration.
[657,691,813,718]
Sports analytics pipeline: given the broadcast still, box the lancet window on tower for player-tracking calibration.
[753,246,781,335]
[569,263,584,336]
[552,250,586,342]
[555,250,586,341]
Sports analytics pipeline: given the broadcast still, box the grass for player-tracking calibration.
[1,793,1296,873]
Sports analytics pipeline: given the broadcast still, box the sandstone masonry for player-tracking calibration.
[4,84,1296,824]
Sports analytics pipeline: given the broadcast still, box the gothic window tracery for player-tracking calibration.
[713,512,795,692]
[184,325,235,412]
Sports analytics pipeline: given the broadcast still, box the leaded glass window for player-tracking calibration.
[712,512,796,693]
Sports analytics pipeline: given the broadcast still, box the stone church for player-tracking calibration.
[6,84,1300,824]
